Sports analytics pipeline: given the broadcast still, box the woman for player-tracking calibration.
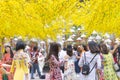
[64,45,76,80]
[0,61,11,80]
[10,40,29,80]
[3,46,14,80]
[47,42,63,80]
[99,43,118,80]
[79,41,101,80]
[3,46,14,64]
[79,44,89,57]
[30,46,41,79]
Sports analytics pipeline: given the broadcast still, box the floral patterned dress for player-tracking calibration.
[10,52,29,80]
[103,53,118,80]
[49,55,62,80]
[64,57,76,80]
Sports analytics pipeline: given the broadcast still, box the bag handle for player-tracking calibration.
[84,52,86,63]
[89,53,97,64]
[89,53,98,74]
[84,53,97,64]
[89,63,97,74]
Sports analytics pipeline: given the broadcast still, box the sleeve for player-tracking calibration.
[38,53,44,61]
[2,54,6,63]
[10,60,15,73]
[23,53,31,63]
[78,54,84,67]
[27,54,31,63]
[18,53,29,74]
[97,55,102,69]
[22,59,29,74]
[23,65,29,74]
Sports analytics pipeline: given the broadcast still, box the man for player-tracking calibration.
[30,46,41,79]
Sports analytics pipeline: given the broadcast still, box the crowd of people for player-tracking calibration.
[0,37,120,80]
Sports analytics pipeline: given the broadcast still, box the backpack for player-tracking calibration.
[82,53,97,75]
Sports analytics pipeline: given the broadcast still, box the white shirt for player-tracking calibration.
[78,51,101,80]
[59,50,67,62]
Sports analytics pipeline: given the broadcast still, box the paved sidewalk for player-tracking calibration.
[30,74,45,80]
[30,73,80,80]
[31,75,80,80]
[31,78,44,80]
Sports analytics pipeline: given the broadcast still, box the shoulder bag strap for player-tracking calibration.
[89,63,97,74]
[89,54,98,74]
[89,53,97,64]
[84,52,87,63]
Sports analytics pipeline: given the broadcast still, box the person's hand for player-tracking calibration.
[8,72,14,79]
[28,62,32,68]
[25,73,29,80]
[6,72,10,75]
[114,44,119,49]
[64,55,69,59]
[76,56,80,59]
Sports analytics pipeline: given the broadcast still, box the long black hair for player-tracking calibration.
[66,44,73,57]
[88,41,100,54]
[82,44,89,51]
[16,40,26,51]
[99,43,109,54]
[47,42,59,61]
[4,46,14,58]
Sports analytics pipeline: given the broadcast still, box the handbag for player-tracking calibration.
[42,61,50,73]
[113,62,120,78]
[113,63,119,71]
[116,71,120,78]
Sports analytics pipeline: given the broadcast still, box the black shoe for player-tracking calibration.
[40,75,45,79]
[31,77,35,79]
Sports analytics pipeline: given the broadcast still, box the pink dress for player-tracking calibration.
[3,53,13,80]
[0,62,2,80]
[49,55,62,80]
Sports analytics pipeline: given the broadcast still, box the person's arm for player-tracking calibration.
[0,67,10,74]
[96,55,102,79]
[51,55,64,67]
[97,54,102,69]
[26,53,32,68]
[0,62,10,74]
[38,52,44,61]
[10,54,16,74]
[10,60,15,73]
[110,44,119,54]
[78,54,84,70]
[22,61,29,74]
[75,52,81,59]
[2,64,11,68]
[64,61,68,71]
[76,55,81,59]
